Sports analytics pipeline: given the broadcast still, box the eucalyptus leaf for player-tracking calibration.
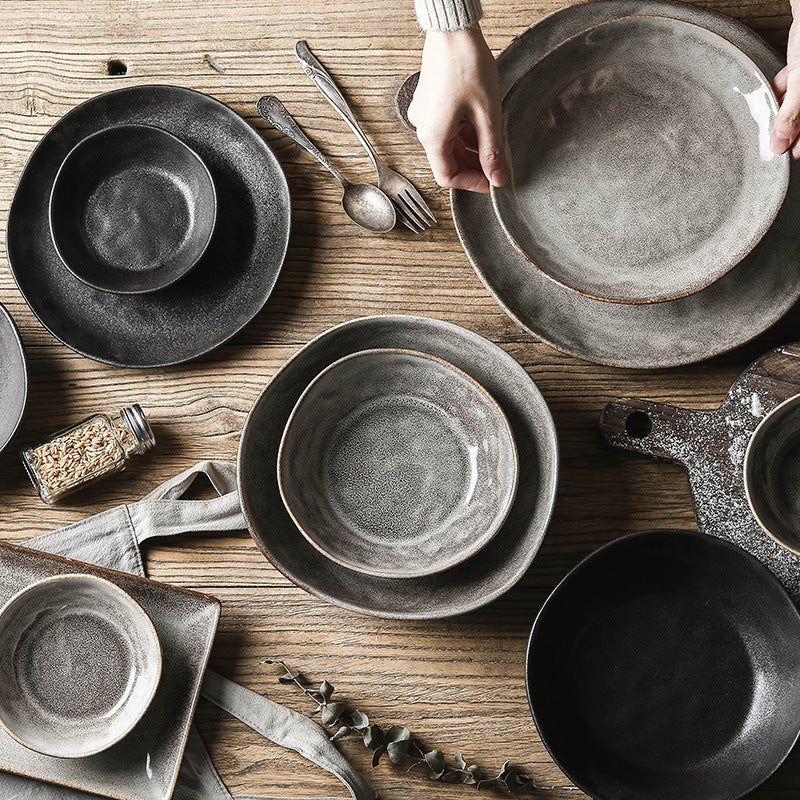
[350,710,369,730]
[321,702,346,726]
[425,749,445,778]
[386,725,411,743]
[372,746,386,767]
[387,739,410,764]
[363,724,384,749]
[455,751,467,771]
[319,680,335,701]
[331,726,351,741]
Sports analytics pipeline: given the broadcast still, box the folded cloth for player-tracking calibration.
[9,460,373,800]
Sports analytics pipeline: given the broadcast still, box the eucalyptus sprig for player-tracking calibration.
[261,658,543,792]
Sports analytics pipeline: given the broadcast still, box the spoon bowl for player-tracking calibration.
[341,182,396,233]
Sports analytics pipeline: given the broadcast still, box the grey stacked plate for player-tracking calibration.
[238,315,559,619]
[454,0,798,367]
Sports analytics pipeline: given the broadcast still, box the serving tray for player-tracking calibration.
[0,540,220,800]
[600,342,800,602]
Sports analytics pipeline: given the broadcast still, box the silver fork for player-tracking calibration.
[295,40,436,233]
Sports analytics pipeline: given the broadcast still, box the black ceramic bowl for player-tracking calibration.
[49,124,217,294]
[526,530,800,800]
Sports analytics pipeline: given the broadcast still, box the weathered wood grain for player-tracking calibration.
[0,0,798,798]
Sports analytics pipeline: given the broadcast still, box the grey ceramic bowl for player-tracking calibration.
[49,123,217,294]
[0,573,162,758]
[0,303,27,455]
[238,315,559,619]
[492,15,788,305]
[744,394,800,554]
[278,348,519,578]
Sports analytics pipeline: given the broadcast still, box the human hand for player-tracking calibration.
[771,3,800,157]
[408,26,506,193]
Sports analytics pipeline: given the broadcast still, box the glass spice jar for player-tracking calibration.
[21,404,155,504]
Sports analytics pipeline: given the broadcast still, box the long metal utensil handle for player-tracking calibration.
[256,95,349,186]
[294,40,382,176]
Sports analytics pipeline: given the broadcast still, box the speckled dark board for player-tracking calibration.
[6,84,290,368]
[600,343,800,603]
[0,540,220,800]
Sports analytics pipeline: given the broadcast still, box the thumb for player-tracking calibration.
[772,66,800,154]
[474,110,507,188]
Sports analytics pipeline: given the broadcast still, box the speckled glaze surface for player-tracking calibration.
[0,541,219,800]
[493,15,786,304]
[600,343,800,605]
[452,0,800,368]
[0,574,161,759]
[239,315,559,619]
[0,303,26,454]
[278,349,518,578]
[49,124,217,295]
[7,84,290,367]
[527,530,800,800]
[744,394,800,554]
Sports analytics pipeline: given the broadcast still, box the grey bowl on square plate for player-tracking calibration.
[453,0,800,367]
[278,348,519,578]
[0,573,161,759]
[50,124,217,295]
[492,15,787,305]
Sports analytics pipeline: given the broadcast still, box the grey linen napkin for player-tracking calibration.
[8,460,374,800]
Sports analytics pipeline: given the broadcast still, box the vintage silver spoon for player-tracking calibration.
[256,96,396,234]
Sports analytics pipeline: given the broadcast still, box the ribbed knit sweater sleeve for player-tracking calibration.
[414,0,483,30]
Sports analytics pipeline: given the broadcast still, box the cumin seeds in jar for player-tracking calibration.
[21,404,155,503]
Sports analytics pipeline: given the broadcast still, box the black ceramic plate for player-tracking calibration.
[238,315,559,619]
[527,530,800,800]
[0,304,27,453]
[7,85,290,367]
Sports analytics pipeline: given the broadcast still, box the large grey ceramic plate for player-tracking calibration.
[454,0,799,368]
[0,541,220,800]
[278,348,518,578]
[239,315,559,619]
[493,15,787,304]
[7,85,290,367]
[0,303,26,453]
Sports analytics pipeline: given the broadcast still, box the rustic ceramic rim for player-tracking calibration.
[525,529,800,800]
[744,393,800,555]
[0,303,27,455]
[6,84,291,368]
[453,0,795,369]
[276,347,520,578]
[238,314,560,619]
[48,123,218,295]
[0,572,162,759]
[490,14,789,305]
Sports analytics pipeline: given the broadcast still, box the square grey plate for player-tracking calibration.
[0,540,220,800]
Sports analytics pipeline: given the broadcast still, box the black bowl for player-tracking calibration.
[49,124,216,294]
[527,530,800,800]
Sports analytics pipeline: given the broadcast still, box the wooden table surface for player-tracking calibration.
[1,1,799,798]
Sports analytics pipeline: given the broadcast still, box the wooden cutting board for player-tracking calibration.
[600,343,800,602]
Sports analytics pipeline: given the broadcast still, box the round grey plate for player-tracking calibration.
[239,315,558,619]
[0,303,27,453]
[278,349,518,578]
[0,574,161,759]
[493,15,787,304]
[7,85,290,367]
[454,0,798,368]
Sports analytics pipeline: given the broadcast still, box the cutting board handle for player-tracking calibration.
[599,399,702,464]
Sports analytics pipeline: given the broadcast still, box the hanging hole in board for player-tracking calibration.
[107,60,128,76]
[625,411,652,438]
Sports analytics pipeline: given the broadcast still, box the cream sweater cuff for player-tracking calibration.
[414,0,483,30]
